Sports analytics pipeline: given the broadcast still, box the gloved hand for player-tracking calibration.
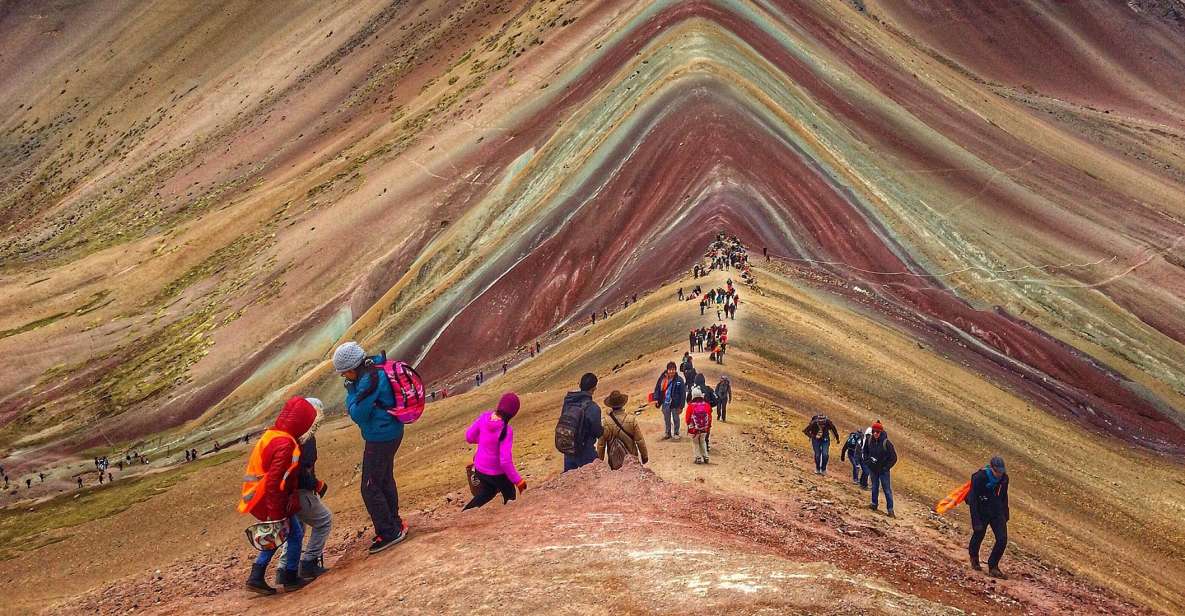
[316,480,328,498]
[516,480,527,493]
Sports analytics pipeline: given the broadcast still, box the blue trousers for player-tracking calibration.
[848,456,860,482]
[255,515,303,571]
[859,462,869,488]
[871,470,894,512]
[811,438,830,472]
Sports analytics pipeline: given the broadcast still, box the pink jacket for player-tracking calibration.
[465,412,522,484]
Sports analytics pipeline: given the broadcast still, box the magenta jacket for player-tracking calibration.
[465,412,522,484]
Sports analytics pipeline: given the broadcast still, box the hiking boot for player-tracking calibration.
[298,557,328,580]
[275,568,308,591]
[887,509,896,518]
[988,567,1008,579]
[693,458,703,464]
[970,557,982,571]
[245,564,276,595]
[868,504,878,512]
[369,523,408,555]
[661,434,671,441]
[673,434,681,441]
[703,457,710,464]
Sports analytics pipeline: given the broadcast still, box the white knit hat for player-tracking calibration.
[333,341,366,372]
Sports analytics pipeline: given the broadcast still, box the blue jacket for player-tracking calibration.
[653,372,686,409]
[345,359,404,443]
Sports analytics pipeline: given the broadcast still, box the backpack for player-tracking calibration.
[846,432,861,449]
[361,351,426,424]
[606,413,638,470]
[688,402,711,434]
[555,397,589,456]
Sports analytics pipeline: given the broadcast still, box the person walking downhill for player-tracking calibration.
[685,387,713,464]
[277,398,334,581]
[840,430,865,485]
[803,414,840,475]
[596,391,649,469]
[464,393,526,509]
[864,421,897,517]
[240,396,317,595]
[714,376,732,422]
[556,373,605,471]
[969,456,1010,579]
[334,342,408,555]
[653,362,687,441]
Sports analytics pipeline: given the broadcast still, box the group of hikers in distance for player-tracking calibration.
[235,232,1012,596]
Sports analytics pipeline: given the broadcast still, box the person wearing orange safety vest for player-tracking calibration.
[240,396,316,596]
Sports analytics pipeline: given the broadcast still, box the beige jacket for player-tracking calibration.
[596,409,649,464]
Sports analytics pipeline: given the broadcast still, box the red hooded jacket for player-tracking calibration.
[252,397,316,521]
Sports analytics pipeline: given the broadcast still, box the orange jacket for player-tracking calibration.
[238,397,316,521]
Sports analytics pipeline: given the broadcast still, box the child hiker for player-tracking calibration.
[276,398,333,581]
[239,396,317,595]
[463,393,526,509]
[685,386,713,464]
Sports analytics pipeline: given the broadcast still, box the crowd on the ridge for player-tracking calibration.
[228,230,1012,595]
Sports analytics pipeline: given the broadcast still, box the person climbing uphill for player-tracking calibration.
[335,341,408,555]
[803,414,840,475]
[685,386,713,464]
[969,456,1010,579]
[239,396,317,595]
[596,391,648,469]
[277,398,333,581]
[714,375,731,422]
[556,373,604,471]
[653,362,686,440]
[840,429,865,486]
[864,421,897,517]
[464,392,526,509]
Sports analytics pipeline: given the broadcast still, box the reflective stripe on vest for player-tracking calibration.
[237,430,301,514]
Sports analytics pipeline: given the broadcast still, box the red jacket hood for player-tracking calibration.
[274,397,316,439]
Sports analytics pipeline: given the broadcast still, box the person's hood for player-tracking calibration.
[563,390,593,406]
[478,411,509,438]
[275,397,317,440]
[694,373,707,387]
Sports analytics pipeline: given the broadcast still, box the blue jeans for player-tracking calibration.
[811,438,830,472]
[859,462,869,488]
[255,515,303,571]
[848,456,860,482]
[871,470,893,512]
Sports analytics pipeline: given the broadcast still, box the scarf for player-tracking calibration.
[984,465,1002,491]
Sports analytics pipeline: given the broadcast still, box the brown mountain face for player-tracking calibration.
[2,1,1185,614]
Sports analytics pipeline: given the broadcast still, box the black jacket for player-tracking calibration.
[296,435,320,491]
[863,431,897,473]
[714,380,732,404]
[690,373,717,407]
[803,416,839,441]
[969,468,1009,527]
[561,391,604,465]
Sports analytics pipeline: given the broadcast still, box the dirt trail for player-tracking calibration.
[46,265,1149,616]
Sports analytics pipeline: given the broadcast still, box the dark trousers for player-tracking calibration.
[848,456,860,482]
[464,470,516,510]
[811,437,830,472]
[716,401,727,421]
[859,462,869,488]
[969,516,1008,568]
[361,436,403,539]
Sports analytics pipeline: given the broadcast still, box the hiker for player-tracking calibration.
[700,297,707,316]
[98,473,104,485]
[803,414,839,475]
[685,387,713,464]
[556,373,604,471]
[840,430,865,485]
[107,472,113,483]
[464,393,525,509]
[596,391,648,469]
[77,477,83,488]
[191,448,198,460]
[240,396,317,595]
[185,450,192,462]
[969,456,1010,578]
[275,398,333,581]
[38,472,45,483]
[678,288,684,301]
[653,362,687,440]
[25,478,32,489]
[688,330,697,354]
[864,421,897,517]
[502,363,508,376]
[591,312,596,325]
[714,376,732,422]
[335,341,408,555]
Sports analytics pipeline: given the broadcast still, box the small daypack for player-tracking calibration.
[606,413,639,470]
[555,398,589,456]
[688,402,711,434]
[360,351,426,424]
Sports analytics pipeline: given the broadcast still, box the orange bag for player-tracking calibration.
[935,481,971,515]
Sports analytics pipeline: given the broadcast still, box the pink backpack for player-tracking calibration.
[373,351,426,424]
[688,402,711,434]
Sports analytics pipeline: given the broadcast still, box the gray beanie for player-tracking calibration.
[990,455,1006,474]
[333,341,366,372]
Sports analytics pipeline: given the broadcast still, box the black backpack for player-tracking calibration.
[555,398,590,456]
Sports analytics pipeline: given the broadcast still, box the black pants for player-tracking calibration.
[969,516,1008,568]
[463,470,517,510]
[717,401,727,421]
[361,436,403,539]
